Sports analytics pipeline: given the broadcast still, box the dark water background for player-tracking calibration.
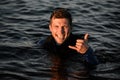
[0,0,120,80]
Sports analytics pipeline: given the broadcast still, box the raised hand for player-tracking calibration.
[68,33,89,54]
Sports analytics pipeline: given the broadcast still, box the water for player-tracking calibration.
[0,0,120,80]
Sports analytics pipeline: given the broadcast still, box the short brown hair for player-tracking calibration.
[50,8,72,26]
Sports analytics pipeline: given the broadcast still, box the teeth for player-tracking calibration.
[57,35,64,39]
[58,36,63,39]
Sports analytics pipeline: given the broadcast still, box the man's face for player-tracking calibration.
[49,18,71,45]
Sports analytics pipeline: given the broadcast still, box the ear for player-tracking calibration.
[69,25,72,32]
[49,25,52,32]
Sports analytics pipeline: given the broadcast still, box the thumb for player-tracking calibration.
[68,45,77,50]
[84,33,89,41]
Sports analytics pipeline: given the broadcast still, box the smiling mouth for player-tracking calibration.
[56,34,65,40]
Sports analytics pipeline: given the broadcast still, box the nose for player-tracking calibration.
[59,27,65,34]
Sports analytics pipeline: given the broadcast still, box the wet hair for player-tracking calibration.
[50,8,72,26]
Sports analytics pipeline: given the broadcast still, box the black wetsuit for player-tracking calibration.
[38,33,98,80]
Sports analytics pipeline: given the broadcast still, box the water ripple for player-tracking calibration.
[0,0,120,80]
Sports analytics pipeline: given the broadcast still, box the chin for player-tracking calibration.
[56,41,64,45]
[56,40,65,45]
[53,35,68,45]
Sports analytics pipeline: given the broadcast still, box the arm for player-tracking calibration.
[37,37,47,47]
[83,47,98,65]
[68,33,98,65]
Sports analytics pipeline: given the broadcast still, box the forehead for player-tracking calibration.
[51,18,69,24]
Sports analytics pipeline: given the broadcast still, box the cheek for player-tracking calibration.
[65,28,70,34]
[51,28,57,34]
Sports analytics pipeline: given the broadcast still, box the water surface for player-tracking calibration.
[0,0,120,80]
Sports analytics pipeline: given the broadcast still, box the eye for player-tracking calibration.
[64,26,69,29]
[65,26,68,28]
[55,26,58,28]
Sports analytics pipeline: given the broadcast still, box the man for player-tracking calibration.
[38,8,98,80]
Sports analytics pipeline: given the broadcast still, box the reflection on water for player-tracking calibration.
[0,0,120,80]
[51,55,67,80]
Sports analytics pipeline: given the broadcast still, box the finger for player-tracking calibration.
[76,42,83,46]
[75,45,82,50]
[84,33,89,41]
[77,39,84,43]
[68,45,77,50]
